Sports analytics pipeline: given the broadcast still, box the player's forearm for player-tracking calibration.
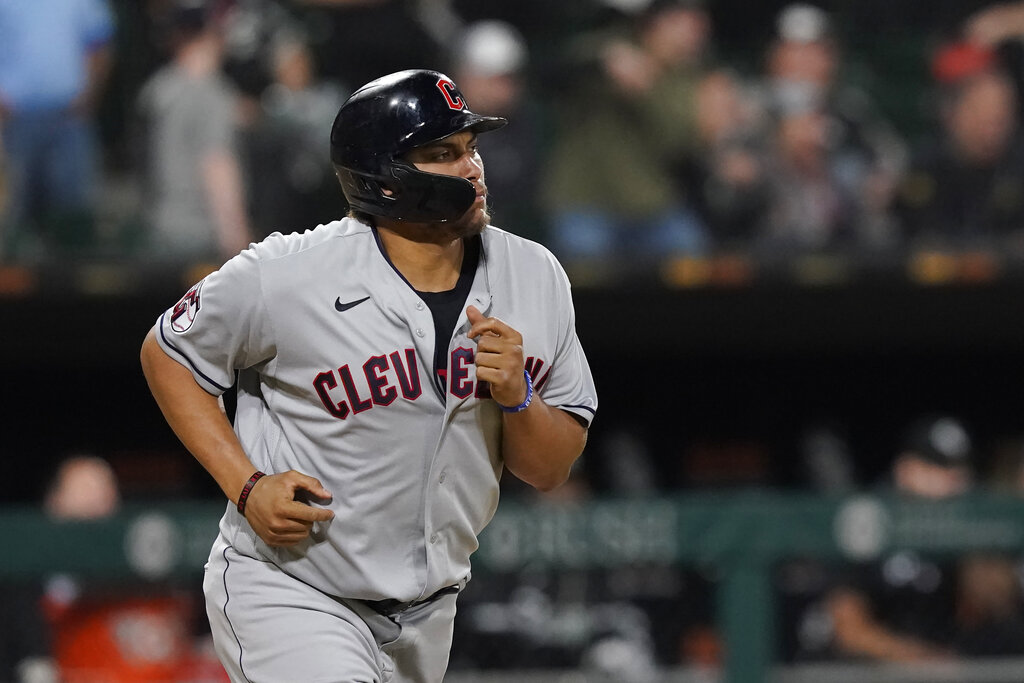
[834,621,943,662]
[828,589,945,662]
[501,399,587,491]
[140,328,256,503]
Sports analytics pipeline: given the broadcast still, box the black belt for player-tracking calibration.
[366,584,460,615]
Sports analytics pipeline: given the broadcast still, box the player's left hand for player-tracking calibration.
[467,305,528,409]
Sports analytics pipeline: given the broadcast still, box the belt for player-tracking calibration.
[366,584,461,615]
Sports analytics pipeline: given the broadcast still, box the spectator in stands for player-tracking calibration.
[541,0,713,265]
[0,0,115,262]
[246,30,348,238]
[893,41,1024,249]
[678,69,770,247]
[217,0,303,103]
[819,415,1024,662]
[754,94,863,253]
[136,0,253,263]
[450,20,548,242]
[0,454,121,683]
[750,3,907,253]
[40,454,218,682]
[43,454,121,520]
[781,416,974,662]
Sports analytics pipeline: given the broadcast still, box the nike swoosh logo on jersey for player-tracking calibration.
[335,295,370,312]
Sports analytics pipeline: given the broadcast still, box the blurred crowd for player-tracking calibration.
[4,0,1024,271]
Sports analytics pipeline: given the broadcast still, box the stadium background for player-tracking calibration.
[5,0,1024,681]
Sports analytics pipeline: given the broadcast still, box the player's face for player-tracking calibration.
[403,130,489,236]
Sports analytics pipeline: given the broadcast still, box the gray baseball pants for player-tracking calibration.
[203,537,458,683]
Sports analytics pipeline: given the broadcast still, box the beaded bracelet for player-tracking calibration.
[498,370,533,413]
[236,471,266,516]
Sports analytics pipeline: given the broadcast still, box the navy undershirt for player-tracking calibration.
[415,235,481,396]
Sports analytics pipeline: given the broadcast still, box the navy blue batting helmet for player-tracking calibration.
[330,69,507,223]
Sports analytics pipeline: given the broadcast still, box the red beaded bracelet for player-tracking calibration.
[237,471,266,516]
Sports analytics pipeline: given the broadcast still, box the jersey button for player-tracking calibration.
[415,328,425,337]
[415,301,425,311]
[430,533,439,544]
[439,471,446,484]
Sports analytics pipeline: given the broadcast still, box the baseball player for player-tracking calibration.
[140,69,598,683]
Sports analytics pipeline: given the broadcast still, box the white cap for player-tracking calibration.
[457,20,528,76]
[777,3,831,44]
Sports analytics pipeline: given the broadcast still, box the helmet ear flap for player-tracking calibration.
[332,161,474,222]
[334,165,399,210]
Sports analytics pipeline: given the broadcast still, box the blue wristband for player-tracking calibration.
[498,370,533,413]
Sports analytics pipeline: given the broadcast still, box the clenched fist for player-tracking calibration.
[467,305,528,409]
[241,470,334,546]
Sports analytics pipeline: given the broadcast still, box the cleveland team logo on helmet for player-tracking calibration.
[330,69,507,223]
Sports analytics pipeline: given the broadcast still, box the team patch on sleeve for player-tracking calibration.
[170,280,204,333]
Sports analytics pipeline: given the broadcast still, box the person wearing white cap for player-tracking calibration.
[750,3,908,252]
[451,21,547,240]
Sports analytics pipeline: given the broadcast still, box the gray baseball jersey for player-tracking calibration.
[156,217,597,604]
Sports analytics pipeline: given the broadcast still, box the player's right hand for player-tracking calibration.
[241,470,334,547]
